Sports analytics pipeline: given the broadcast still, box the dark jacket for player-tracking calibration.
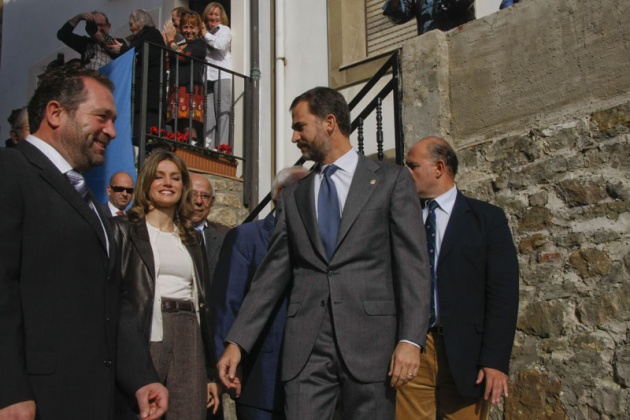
[111,216,217,380]
[0,143,157,418]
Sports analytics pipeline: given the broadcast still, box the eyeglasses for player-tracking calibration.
[110,185,134,194]
[194,191,213,203]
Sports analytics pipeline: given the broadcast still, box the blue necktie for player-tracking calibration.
[425,200,439,326]
[318,165,340,259]
[66,170,91,205]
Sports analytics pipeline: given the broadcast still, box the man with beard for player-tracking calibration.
[190,173,229,289]
[217,87,431,419]
[0,65,168,419]
[57,11,123,69]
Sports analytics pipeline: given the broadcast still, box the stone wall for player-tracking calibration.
[458,104,630,419]
[193,172,249,228]
[399,0,630,417]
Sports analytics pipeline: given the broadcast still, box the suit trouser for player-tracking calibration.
[396,332,489,420]
[284,302,395,420]
[150,308,207,420]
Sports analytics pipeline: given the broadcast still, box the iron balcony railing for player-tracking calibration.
[133,41,254,207]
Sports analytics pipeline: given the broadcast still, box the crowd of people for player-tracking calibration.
[0,3,522,420]
[51,6,234,151]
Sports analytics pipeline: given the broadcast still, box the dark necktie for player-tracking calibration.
[425,199,439,326]
[318,165,340,259]
[66,170,91,205]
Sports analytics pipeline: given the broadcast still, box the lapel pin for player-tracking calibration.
[370,179,376,185]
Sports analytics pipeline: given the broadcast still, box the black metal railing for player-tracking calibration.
[134,41,253,206]
[243,50,404,222]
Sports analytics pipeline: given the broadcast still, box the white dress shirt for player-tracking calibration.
[313,148,359,219]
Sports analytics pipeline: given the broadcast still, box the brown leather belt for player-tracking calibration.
[428,325,444,335]
[161,298,195,313]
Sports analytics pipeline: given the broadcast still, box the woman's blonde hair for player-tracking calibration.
[128,151,197,245]
[203,2,229,26]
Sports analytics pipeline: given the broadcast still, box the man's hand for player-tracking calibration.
[476,367,509,404]
[0,400,36,420]
[207,382,220,414]
[217,343,243,397]
[135,382,169,420]
[388,341,421,388]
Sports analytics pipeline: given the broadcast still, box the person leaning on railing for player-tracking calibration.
[106,9,166,147]
[163,11,207,145]
[201,2,232,150]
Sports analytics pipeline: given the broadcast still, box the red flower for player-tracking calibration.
[218,144,232,155]
[165,132,175,140]
[149,126,158,135]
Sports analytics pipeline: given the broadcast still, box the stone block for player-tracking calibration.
[591,102,630,132]
[568,248,612,278]
[529,191,548,207]
[555,178,608,207]
[518,233,546,254]
[614,345,630,387]
[517,207,553,233]
[505,370,567,419]
[518,300,565,338]
[576,285,630,326]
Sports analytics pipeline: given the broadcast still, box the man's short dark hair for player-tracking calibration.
[290,87,351,137]
[28,65,114,132]
[428,140,459,177]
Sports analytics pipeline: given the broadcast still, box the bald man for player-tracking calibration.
[102,171,134,217]
[398,137,519,420]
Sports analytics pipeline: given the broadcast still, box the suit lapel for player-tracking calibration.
[130,221,157,282]
[335,156,380,252]
[294,172,328,261]
[438,191,470,264]
[20,142,109,255]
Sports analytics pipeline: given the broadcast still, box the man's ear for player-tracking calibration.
[45,101,64,130]
[435,160,446,178]
[324,114,336,135]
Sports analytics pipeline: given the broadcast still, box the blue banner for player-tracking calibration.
[85,48,137,205]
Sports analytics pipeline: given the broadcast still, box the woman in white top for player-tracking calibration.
[112,151,219,419]
[202,2,232,149]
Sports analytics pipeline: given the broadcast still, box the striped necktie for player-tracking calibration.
[425,199,439,326]
[66,170,90,205]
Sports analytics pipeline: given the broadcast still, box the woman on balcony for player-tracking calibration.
[163,11,206,145]
[107,9,165,148]
[111,151,219,419]
[202,2,232,149]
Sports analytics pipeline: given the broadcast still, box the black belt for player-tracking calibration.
[161,298,195,313]
[428,325,444,335]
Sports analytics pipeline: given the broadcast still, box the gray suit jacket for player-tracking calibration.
[226,154,431,383]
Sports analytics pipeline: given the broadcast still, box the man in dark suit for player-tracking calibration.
[190,173,230,284]
[0,66,168,419]
[398,137,519,419]
[213,166,309,420]
[101,171,134,217]
[217,87,431,419]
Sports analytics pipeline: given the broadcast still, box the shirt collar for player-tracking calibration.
[323,148,359,176]
[26,134,74,174]
[430,184,457,215]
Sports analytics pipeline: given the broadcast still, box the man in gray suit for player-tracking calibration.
[217,87,431,419]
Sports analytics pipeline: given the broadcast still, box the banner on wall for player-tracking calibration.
[84,48,136,205]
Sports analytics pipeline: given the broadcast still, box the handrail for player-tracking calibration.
[244,50,404,222]
[134,41,253,206]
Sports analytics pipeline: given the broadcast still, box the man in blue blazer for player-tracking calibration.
[398,137,519,419]
[212,166,309,420]
[217,87,431,419]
